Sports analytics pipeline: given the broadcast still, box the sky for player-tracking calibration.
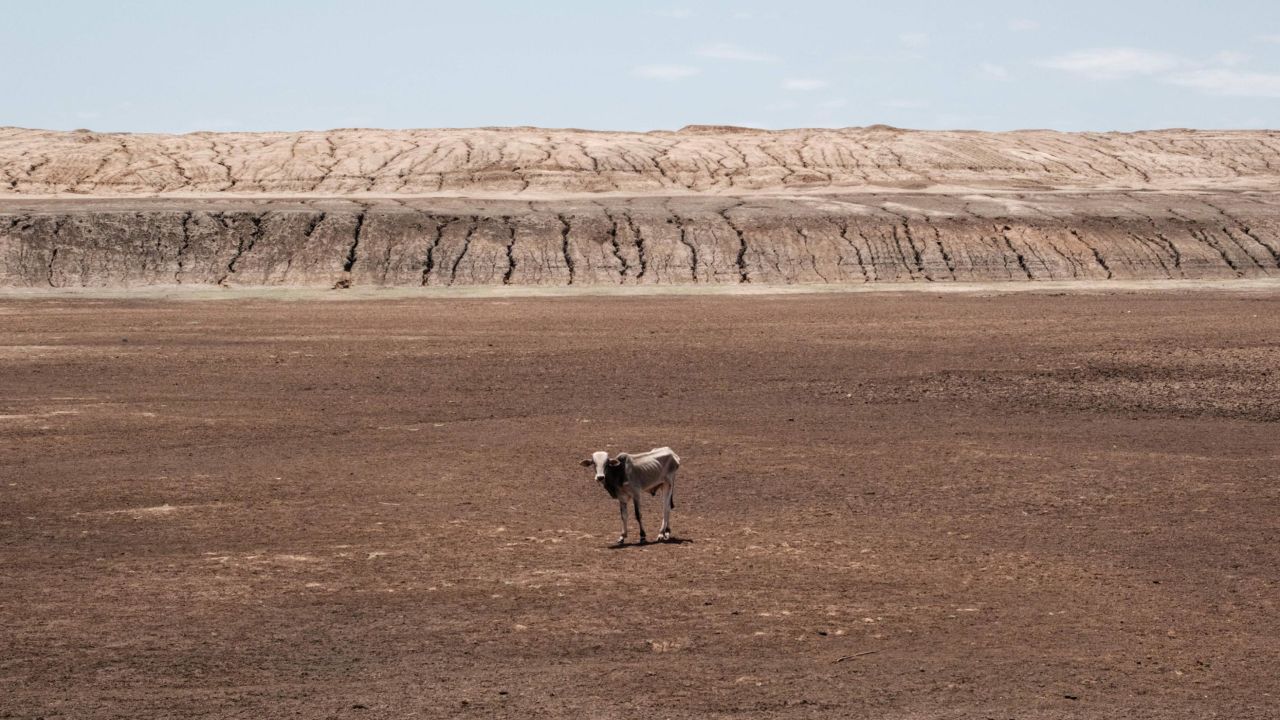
[2,0,1279,133]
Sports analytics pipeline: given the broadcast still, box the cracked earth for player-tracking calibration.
[2,292,1278,718]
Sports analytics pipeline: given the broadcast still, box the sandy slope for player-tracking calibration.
[3,125,1280,197]
[2,125,1279,288]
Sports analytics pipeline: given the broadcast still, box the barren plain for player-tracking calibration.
[2,291,1279,719]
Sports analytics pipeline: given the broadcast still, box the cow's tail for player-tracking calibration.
[670,453,680,509]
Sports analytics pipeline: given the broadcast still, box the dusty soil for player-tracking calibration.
[2,291,1278,719]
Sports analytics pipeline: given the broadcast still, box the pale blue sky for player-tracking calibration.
[3,0,1279,133]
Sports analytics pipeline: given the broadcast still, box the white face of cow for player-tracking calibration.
[580,450,610,483]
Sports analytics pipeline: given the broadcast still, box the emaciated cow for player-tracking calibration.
[580,447,680,545]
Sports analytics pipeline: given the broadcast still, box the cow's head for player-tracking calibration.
[579,450,621,485]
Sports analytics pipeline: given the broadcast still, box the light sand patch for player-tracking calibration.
[880,199,959,218]
[0,345,106,359]
[646,637,692,653]
[0,345,66,355]
[77,502,219,518]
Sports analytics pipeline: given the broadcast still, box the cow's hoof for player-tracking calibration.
[659,533,672,542]
[638,536,648,545]
[614,538,626,547]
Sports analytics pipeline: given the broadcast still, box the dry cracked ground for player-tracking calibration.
[1,292,1278,719]
[2,125,1280,288]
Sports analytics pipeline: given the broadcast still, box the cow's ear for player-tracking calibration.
[606,457,621,467]
[579,459,593,467]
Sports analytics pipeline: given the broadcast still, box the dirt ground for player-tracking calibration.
[2,290,1278,719]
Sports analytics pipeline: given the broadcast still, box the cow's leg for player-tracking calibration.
[616,499,629,546]
[632,490,647,544]
[659,482,673,541]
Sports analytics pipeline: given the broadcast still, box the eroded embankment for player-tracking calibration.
[2,192,1279,288]
[5,126,1280,195]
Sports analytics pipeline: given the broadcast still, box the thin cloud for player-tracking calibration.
[1008,19,1040,32]
[1039,48,1181,79]
[881,99,929,109]
[1167,69,1280,98]
[632,64,701,80]
[783,78,828,91]
[1212,51,1248,67]
[696,43,778,63]
[980,62,1010,80]
[1041,46,1280,98]
[899,33,929,49]
[1258,34,1280,44]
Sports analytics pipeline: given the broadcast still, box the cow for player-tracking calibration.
[580,447,680,546]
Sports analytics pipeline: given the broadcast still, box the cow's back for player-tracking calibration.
[635,446,679,473]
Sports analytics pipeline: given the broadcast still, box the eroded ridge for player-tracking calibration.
[4,192,1279,287]
[3,126,1280,196]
